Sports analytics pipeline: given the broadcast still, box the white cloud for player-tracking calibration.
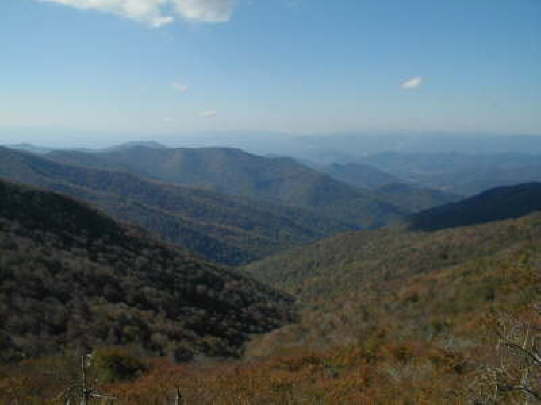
[39,0,174,27]
[38,0,237,26]
[172,0,236,22]
[171,82,189,92]
[401,76,423,89]
[199,110,217,118]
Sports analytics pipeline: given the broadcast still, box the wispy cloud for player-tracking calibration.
[199,110,217,118]
[171,82,189,93]
[172,0,236,23]
[39,0,174,27]
[401,76,423,90]
[38,0,237,26]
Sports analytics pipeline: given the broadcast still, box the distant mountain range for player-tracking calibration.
[7,136,541,197]
[0,147,357,265]
[0,178,294,362]
[292,133,541,157]
[4,143,53,154]
[106,140,167,151]
[373,182,462,213]
[154,132,541,164]
[359,152,541,195]
[45,146,410,228]
[4,141,536,265]
[315,163,461,212]
[318,162,401,189]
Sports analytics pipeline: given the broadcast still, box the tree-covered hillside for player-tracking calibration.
[234,212,540,403]
[1,180,539,403]
[47,146,407,228]
[0,147,354,265]
[408,182,541,231]
[0,179,294,362]
[244,210,541,304]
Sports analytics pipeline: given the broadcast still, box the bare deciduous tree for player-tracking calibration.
[471,306,540,404]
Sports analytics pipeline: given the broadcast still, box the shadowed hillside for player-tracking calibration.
[407,182,541,231]
[0,179,294,362]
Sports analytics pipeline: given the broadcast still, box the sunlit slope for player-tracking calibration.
[245,183,541,300]
[241,210,540,401]
[49,205,540,404]
[245,211,541,304]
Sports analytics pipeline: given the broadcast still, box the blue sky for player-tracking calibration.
[1,0,540,146]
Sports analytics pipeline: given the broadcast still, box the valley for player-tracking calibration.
[0,139,539,403]
[2,1,539,402]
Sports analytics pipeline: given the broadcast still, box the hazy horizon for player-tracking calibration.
[1,127,541,149]
[2,0,540,144]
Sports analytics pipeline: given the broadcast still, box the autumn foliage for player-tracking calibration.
[1,179,539,403]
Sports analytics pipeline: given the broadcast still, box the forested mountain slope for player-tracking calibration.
[408,182,541,231]
[318,163,461,211]
[244,210,541,304]
[2,180,539,403]
[319,162,401,189]
[235,211,540,403]
[242,185,541,374]
[373,182,461,212]
[0,147,353,265]
[47,146,407,228]
[10,198,533,403]
[0,179,294,362]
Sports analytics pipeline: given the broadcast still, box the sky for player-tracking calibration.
[1,0,540,146]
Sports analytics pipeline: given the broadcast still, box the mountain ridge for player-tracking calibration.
[0,147,354,265]
[46,146,408,228]
[407,182,541,231]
